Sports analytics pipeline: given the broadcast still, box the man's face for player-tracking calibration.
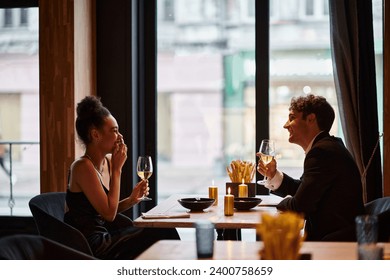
[283,110,311,147]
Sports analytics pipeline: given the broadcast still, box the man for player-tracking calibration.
[257,94,365,241]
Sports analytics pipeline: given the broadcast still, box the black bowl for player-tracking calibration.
[234,197,262,210]
[178,198,215,212]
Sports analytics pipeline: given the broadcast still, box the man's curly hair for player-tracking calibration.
[289,94,335,132]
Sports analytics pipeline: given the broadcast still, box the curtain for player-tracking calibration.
[329,0,382,203]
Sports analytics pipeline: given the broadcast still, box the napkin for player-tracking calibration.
[141,212,190,219]
[258,194,284,206]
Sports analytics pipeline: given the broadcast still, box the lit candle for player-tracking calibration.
[209,180,218,206]
[224,187,234,216]
[238,179,248,198]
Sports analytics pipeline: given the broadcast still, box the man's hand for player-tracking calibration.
[256,153,277,180]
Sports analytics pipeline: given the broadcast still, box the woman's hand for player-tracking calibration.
[111,137,127,172]
[256,152,277,180]
[129,180,150,204]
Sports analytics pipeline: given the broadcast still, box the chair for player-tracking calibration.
[29,192,94,256]
[364,196,390,242]
[0,234,96,260]
[0,216,38,238]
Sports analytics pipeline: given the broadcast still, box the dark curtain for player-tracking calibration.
[329,0,382,203]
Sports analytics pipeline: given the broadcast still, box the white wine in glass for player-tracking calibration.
[137,156,153,201]
[137,170,153,180]
[257,139,275,185]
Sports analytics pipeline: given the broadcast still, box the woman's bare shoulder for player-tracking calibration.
[70,157,96,181]
[69,157,99,192]
[71,157,89,170]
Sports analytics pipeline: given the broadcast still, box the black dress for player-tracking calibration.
[65,161,180,259]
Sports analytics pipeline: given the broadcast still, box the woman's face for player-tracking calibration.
[98,115,123,153]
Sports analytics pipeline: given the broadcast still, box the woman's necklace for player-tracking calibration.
[84,154,104,176]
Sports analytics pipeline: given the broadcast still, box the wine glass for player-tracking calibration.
[137,156,153,201]
[257,139,275,185]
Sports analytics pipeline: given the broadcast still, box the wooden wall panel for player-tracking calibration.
[74,0,96,158]
[39,0,95,193]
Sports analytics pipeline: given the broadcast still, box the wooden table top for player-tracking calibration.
[136,240,390,260]
[134,194,282,229]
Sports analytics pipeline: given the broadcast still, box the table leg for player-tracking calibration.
[216,229,224,240]
[216,229,242,240]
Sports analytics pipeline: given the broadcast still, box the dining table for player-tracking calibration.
[136,240,390,260]
[134,193,283,240]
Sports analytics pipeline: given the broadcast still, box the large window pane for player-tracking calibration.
[0,8,39,215]
[372,0,383,162]
[156,0,383,202]
[157,0,256,202]
[269,0,339,177]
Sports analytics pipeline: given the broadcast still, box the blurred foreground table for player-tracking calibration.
[136,240,390,260]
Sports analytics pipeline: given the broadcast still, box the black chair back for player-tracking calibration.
[29,192,93,256]
[365,196,390,242]
[0,234,96,260]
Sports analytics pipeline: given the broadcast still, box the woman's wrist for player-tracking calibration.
[111,169,122,177]
[118,196,136,212]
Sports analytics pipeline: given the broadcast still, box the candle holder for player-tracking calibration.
[238,181,248,197]
[209,186,218,206]
[224,187,234,216]
[226,182,256,197]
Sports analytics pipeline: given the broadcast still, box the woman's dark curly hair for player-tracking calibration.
[75,96,111,144]
[289,94,335,132]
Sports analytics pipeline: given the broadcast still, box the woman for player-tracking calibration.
[65,96,179,259]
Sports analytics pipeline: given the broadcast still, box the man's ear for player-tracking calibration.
[307,113,316,124]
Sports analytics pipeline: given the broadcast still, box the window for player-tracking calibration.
[163,0,175,21]
[4,9,13,27]
[300,0,329,20]
[155,0,383,208]
[305,0,314,16]
[270,0,338,176]
[372,0,383,161]
[157,0,256,202]
[156,0,341,202]
[0,7,39,215]
[20,8,28,26]
[247,0,256,19]
[270,0,279,20]
[240,0,255,22]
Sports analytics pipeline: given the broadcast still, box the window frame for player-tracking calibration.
[0,0,38,8]
[299,0,329,21]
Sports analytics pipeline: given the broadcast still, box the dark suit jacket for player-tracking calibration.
[273,131,365,241]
